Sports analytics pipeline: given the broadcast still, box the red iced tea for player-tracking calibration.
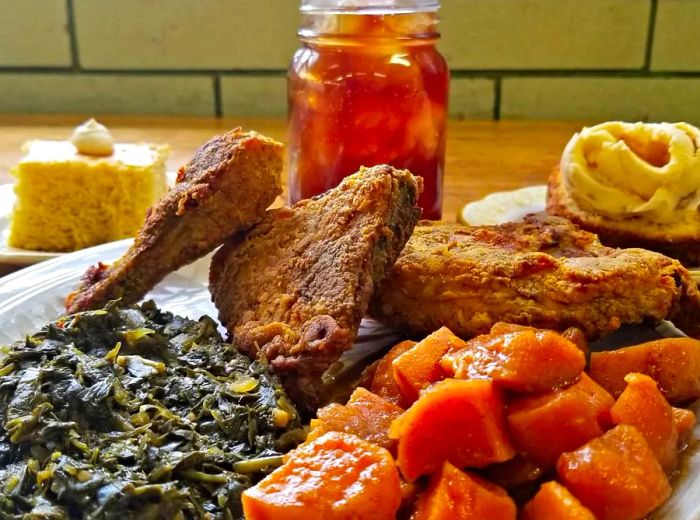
[288,10,449,219]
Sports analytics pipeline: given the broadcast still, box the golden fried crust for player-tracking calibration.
[66,128,283,313]
[547,165,700,266]
[209,165,423,408]
[370,215,700,340]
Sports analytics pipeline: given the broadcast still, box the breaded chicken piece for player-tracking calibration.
[370,215,700,340]
[66,129,282,313]
[210,165,423,409]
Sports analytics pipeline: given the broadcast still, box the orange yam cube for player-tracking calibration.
[412,461,516,520]
[389,378,515,481]
[574,372,616,428]
[672,406,696,445]
[506,375,610,469]
[521,481,596,520]
[490,323,589,354]
[562,327,590,355]
[392,327,467,405]
[590,338,700,403]
[489,322,534,334]
[441,329,585,392]
[242,431,401,520]
[557,424,671,520]
[610,373,679,472]
[306,387,403,451]
[366,340,416,405]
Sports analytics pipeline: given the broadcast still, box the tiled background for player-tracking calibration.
[1,0,698,121]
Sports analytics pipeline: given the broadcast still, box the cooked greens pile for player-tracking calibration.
[0,301,304,519]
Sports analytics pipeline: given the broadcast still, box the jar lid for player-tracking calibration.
[300,0,440,14]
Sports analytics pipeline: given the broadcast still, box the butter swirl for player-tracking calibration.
[560,121,700,223]
[70,119,114,156]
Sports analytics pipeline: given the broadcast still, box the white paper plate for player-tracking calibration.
[0,172,178,266]
[459,185,547,226]
[0,237,696,519]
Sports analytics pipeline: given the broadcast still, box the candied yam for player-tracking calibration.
[574,372,616,429]
[557,424,671,520]
[489,322,534,334]
[412,461,516,520]
[305,407,342,444]
[521,481,596,520]
[590,338,700,403]
[672,406,696,446]
[490,323,589,354]
[610,373,679,472]
[306,387,402,451]
[242,431,401,520]
[366,340,416,406]
[393,328,466,405]
[358,359,379,389]
[506,377,607,469]
[562,327,589,355]
[389,378,515,481]
[441,330,585,392]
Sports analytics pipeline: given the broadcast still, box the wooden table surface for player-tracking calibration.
[0,115,585,274]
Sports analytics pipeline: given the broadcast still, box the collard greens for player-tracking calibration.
[0,301,304,519]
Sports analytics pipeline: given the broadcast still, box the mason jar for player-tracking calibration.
[288,0,449,219]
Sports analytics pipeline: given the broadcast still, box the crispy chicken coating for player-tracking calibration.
[210,165,423,410]
[370,215,700,340]
[66,128,282,313]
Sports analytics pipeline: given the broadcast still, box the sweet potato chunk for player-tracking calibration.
[521,481,596,520]
[574,372,616,428]
[489,322,534,334]
[441,329,585,392]
[365,340,415,406]
[562,327,589,355]
[506,375,610,469]
[306,387,403,451]
[412,462,516,520]
[590,338,700,403]
[610,373,678,472]
[490,323,589,355]
[557,424,671,520]
[672,406,696,445]
[389,378,515,481]
[242,431,401,520]
[392,327,466,405]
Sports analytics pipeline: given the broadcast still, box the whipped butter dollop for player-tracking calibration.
[70,119,115,156]
[560,121,700,223]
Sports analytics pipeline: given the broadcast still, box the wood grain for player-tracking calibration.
[0,115,585,222]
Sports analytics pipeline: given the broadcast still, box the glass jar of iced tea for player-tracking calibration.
[288,0,449,219]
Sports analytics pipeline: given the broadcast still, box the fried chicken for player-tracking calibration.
[210,165,423,409]
[370,214,700,340]
[66,129,282,313]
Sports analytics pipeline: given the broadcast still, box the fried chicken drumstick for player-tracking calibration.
[210,165,423,409]
[66,129,282,313]
[370,215,700,340]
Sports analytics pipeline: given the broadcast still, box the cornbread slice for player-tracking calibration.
[9,140,169,252]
